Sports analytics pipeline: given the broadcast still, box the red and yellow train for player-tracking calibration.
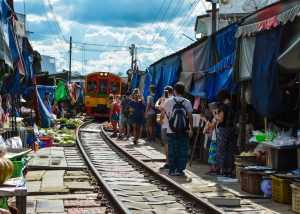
[84,72,126,118]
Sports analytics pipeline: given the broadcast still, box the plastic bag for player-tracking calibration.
[55,81,68,102]
[6,137,23,149]
[0,135,7,157]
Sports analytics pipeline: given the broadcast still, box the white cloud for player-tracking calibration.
[26,0,210,75]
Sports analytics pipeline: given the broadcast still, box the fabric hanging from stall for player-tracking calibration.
[55,81,68,103]
[158,55,180,99]
[36,87,54,128]
[130,72,140,91]
[143,70,152,102]
[251,27,284,117]
[22,38,34,85]
[205,54,235,102]
[180,38,213,91]
[37,85,55,112]
[216,24,238,59]
[237,36,256,81]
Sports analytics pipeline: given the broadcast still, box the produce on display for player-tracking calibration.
[57,118,82,129]
[0,157,13,184]
[40,128,75,145]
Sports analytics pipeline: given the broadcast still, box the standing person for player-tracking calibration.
[162,82,193,176]
[128,88,145,144]
[156,86,173,169]
[145,85,156,143]
[204,105,218,175]
[110,96,121,138]
[118,92,131,140]
[215,102,236,177]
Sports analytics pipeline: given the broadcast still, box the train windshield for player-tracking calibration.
[110,81,119,94]
[99,79,108,95]
[87,80,97,93]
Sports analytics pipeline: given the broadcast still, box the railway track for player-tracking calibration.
[76,121,224,214]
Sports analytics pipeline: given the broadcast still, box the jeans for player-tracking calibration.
[167,133,189,173]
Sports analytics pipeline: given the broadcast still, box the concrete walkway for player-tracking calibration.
[106,132,293,214]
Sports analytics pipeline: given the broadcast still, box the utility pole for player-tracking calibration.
[211,0,217,34]
[69,36,72,82]
[207,0,218,64]
[128,44,136,86]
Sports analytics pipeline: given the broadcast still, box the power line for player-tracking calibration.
[73,41,128,48]
[165,0,201,45]
[149,0,170,41]
[152,0,186,44]
[151,0,176,43]
[45,0,68,43]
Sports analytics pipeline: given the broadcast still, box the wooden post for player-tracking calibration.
[239,82,247,152]
[298,73,300,128]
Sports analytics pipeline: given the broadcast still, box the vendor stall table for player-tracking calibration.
[258,142,299,171]
[5,149,31,160]
[0,186,27,214]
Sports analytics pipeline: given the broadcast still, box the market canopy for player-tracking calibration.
[278,35,300,70]
[236,0,300,37]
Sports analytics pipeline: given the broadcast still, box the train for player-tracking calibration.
[84,72,127,118]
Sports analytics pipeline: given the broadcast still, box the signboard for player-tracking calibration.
[219,0,279,15]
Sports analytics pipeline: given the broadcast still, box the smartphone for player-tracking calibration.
[164,90,169,98]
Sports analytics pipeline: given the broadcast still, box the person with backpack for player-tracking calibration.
[162,82,193,176]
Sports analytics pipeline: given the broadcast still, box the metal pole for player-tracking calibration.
[211,1,217,34]
[69,36,72,82]
[298,73,300,128]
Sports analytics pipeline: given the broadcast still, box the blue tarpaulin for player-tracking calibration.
[205,54,235,102]
[149,55,180,101]
[251,27,283,117]
[130,72,140,91]
[216,24,238,59]
[36,87,54,128]
[37,85,56,113]
[143,70,152,101]
[190,24,238,99]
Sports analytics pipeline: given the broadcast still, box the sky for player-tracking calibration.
[14,0,210,76]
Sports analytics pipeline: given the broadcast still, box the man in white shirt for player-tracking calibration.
[161,82,193,176]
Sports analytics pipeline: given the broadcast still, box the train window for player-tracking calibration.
[99,80,108,94]
[110,82,119,94]
[87,81,97,93]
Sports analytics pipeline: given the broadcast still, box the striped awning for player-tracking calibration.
[236,0,300,37]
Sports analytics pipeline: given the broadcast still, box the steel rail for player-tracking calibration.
[100,125,225,214]
[76,121,130,214]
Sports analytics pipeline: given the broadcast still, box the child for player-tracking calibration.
[204,106,218,175]
[110,96,121,138]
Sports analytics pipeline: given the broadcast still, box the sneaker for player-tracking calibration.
[160,164,169,170]
[175,171,185,176]
[168,171,177,176]
[110,133,118,138]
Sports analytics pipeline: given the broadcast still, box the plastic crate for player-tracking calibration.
[240,170,263,195]
[235,162,243,181]
[11,159,25,178]
[291,184,300,213]
[271,176,292,204]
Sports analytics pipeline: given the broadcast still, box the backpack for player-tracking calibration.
[168,98,189,133]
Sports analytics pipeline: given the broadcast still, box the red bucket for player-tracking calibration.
[39,136,53,148]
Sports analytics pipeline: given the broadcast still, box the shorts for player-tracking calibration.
[119,114,129,128]
[161,128,168,144]
[146,114,156,127]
